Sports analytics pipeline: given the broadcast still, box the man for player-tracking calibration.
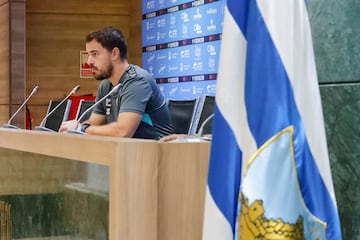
[60,26,174,139]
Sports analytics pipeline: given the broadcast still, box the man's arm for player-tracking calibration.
[84,112,142,137]
[85,112,107,126]
[59,112,106,133]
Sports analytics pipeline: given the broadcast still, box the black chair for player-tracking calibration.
[194,95,215,135]
[75,99,96,123]
[43,99,72,131]
[167,98,200,134]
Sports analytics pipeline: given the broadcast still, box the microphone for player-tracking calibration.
[67,83,123,135]
[2,85,40,129]
[197,113,214,139]
[34,85,80,132]
[167,113,214,143]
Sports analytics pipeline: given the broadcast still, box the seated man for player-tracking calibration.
[60,26,173,140]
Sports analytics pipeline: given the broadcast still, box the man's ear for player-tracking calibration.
[112,47,121,60]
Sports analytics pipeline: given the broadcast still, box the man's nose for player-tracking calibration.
[87,55,94,65]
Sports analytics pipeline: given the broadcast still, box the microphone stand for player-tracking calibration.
[197,113,214,141]
[34,85,80,132]
[167,113,214,142]
[67,83,123,135]
[2,85,40,129]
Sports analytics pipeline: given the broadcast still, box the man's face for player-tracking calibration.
[86,40,113,80]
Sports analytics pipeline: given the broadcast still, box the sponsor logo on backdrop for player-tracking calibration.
[142,0,224,98]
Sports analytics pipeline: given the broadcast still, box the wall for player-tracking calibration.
[0,0,25,127]
[26,0,142,127]
[308,0,360,238]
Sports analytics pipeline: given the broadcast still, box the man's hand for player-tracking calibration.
[59,120,79,133]
[158,134,188,142]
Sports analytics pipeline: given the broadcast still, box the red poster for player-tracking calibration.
[80,51,93,78]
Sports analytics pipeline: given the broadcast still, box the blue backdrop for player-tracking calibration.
[142,0,225,100]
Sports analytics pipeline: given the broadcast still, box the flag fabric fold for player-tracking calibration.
[202,0,342,239]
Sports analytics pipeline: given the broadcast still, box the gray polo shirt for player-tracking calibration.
[93,64,174,139]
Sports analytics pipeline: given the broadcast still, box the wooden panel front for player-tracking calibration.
[159,142,211,240]
[0,129,158,240]
[110,140,158,240]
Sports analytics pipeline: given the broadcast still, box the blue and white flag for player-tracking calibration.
[202,0,342,240]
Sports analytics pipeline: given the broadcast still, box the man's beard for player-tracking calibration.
[93,64,113,80]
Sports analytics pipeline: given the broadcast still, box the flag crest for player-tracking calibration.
[238,127,326,240]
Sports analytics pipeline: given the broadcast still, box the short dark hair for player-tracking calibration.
[85,26,128,60]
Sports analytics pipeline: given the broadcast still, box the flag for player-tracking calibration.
[202,0,342,239]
